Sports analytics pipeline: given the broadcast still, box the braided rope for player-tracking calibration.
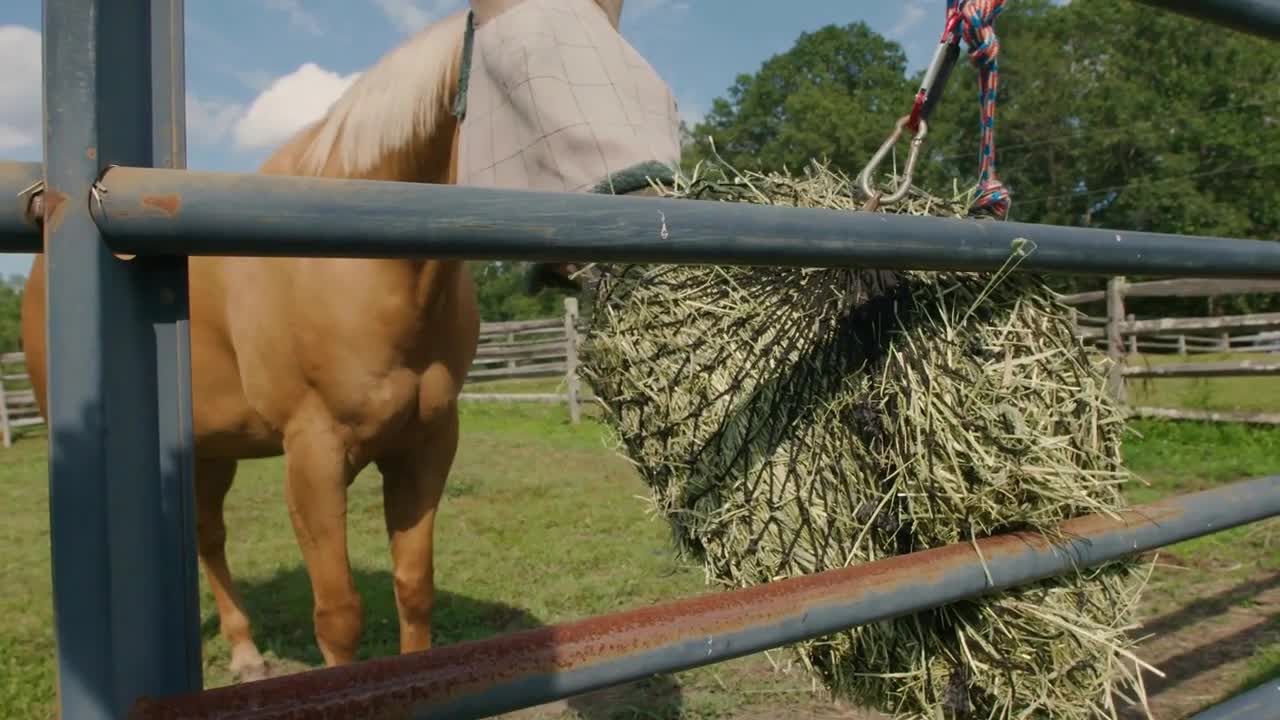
[949,0,1010,218]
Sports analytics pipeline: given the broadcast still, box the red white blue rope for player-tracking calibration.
[948,0,1010,218]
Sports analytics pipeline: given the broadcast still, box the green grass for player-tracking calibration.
[0,401,827,720]
[1126,351,1280,414]
[2,366,1279,719]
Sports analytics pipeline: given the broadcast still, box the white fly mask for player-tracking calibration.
[454,0,682,196]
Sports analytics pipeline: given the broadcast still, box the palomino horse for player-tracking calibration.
[20,0,681,681]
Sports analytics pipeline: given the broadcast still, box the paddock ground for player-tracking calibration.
[2,362,1278,719]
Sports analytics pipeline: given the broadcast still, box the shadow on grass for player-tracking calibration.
[1116,573,1280,719]
[1138,571,1280,639]
[206,566,685,719]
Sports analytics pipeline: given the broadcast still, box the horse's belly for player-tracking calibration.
[191,370,286,458]
[192,400,284,459]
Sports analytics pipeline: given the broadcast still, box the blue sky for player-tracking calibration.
[0,0,952,278]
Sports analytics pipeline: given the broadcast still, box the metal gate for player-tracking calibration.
[1,0,1278,717]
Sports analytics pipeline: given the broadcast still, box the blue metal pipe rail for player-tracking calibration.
[0,163,1277,277]
[1,0,1276,717]
[1135,0,1280,41]
[1186,677,1280,720]
[0,161,42,253]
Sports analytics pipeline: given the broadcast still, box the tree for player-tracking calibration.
[922,0,1280,312]
[686,2,1280,315]
[683,22,915,175]
[467,261,569,322]
[0,275,23,354]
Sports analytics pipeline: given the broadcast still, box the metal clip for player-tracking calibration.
[911,34,961,132]
[857,115,927,206]
[858,8,960,208]
[16,179,45,226]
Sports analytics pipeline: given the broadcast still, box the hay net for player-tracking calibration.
[578,161,1154,719]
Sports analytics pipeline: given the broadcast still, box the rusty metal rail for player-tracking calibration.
[129,474,1280,719]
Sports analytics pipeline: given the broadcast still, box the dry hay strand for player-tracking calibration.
[578,160,1157,720]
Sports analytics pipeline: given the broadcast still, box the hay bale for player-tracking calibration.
[578,161,1155,719]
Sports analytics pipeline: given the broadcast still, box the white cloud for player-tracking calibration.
[0,25,42,155]
[264,0,325,35]
[186,94,245,145]
[374,0,463,34]
[888,0,928,40]
[232,63,360,149]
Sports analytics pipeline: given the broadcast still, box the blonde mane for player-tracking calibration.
[298,9,470,176]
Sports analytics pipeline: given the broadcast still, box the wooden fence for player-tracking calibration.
[0,298,586,445]
[10,279,1278,440]
[460,297,586,423]
[0,352,40,447]
[1060,277,1280,425]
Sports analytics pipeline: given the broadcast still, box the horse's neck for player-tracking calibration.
[259,116,466,305]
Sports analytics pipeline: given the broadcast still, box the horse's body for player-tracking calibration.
[21,0,679,681]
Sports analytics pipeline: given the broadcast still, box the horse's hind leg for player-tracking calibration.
[377,402,459,654]
[282,418,363,666]
[195,457,267,681]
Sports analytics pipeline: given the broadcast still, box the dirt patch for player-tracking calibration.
[1116,566,1280,719]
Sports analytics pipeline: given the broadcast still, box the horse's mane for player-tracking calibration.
[297,9,470,176]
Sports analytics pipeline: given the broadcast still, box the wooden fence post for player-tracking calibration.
[1127,314,1138,354]
[1107,276,1128,405]
[0,369,10,449]
[563,297,581,424]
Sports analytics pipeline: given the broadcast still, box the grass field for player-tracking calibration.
[2,359,1279,719]
[1125,351,1280,414]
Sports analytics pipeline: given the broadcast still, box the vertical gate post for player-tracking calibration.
[563,296,581,424]
[1106,276,1128,404]
[43,0,201,717]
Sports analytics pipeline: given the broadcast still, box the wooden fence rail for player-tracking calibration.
[0,351,41,448]
[9,278,1277,440]
[461,297,585,423]
[1,298,587,445]
[1077,329,1280,355]
[1061,276,1280,425]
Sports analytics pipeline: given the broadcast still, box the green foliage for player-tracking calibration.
[684,21,914,174]
[0,275,24,354]
[467,261,568,322]
[923,0,1280,308]
[683,1,1280,316]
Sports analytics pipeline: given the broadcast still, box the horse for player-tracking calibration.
[20,0,682,682]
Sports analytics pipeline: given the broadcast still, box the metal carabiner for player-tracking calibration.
[857,9,961,208]
[857,115,928,206]
[911,31,962,132]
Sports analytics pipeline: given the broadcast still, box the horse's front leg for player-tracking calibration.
[195,458,268,681]
[376,383,459,654]
[283,411,363,666]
